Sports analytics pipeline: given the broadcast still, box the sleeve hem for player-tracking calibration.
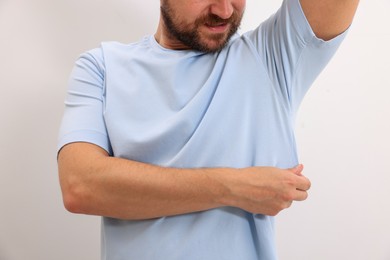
[57,130,112,155]
[290,0,349,48]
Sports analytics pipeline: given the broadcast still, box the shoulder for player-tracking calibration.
[78,37,150,63]
[101,36,150,57]
[74,36,151,76]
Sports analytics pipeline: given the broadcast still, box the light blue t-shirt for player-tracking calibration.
[58,0,346,259]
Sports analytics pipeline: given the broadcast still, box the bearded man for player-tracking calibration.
[57,0,359,259]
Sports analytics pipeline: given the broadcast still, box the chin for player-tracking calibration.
[202,40,229,53]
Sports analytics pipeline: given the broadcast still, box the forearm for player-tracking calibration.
[58,143,233,220]
[58,143,310,220]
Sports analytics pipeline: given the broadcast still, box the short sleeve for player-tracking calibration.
[244,0,348,113]
[57,47,112,155]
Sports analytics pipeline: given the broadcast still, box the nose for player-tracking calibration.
[210,0,234,19]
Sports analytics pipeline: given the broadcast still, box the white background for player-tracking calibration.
[0,0,389,259]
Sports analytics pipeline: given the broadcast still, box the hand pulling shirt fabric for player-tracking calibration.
[58,0,347,259]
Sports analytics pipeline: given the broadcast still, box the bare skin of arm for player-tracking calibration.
[58,142,311,220]
[300,0,360,40]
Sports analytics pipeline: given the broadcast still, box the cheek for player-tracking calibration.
[234,0,246,14]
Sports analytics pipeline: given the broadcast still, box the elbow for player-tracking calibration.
[60,175,90,215]
[62,190,84,214]
[57,143,105,215]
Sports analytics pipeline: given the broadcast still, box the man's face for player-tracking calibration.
[160,0,245,53]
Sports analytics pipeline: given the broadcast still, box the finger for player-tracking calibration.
[296,176,311,191]
[293,190,309,201]
[284,200,293,209]
[288,164,304,176]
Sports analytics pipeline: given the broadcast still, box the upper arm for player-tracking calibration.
[245,0,347,113]
[58,47,112,156]
[58,142,109,179]
[299,0,359,40]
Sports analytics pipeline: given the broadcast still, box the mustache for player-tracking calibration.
[196,12,241,27]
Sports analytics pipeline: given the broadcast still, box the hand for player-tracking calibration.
[221,165,311,216]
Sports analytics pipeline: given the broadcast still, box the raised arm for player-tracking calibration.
[300,0,360,40]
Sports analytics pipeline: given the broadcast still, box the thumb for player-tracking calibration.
[288,164,304,176]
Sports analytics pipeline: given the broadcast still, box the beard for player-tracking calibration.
[160,2,243,53]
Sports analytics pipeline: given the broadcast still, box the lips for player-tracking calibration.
[197,13,238,34]
[205,22,229,33]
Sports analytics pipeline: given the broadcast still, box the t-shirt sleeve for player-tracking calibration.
[57,47,112,155]
[244,0,348,113]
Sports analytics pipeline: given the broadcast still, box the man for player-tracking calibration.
[57,0,359,259]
